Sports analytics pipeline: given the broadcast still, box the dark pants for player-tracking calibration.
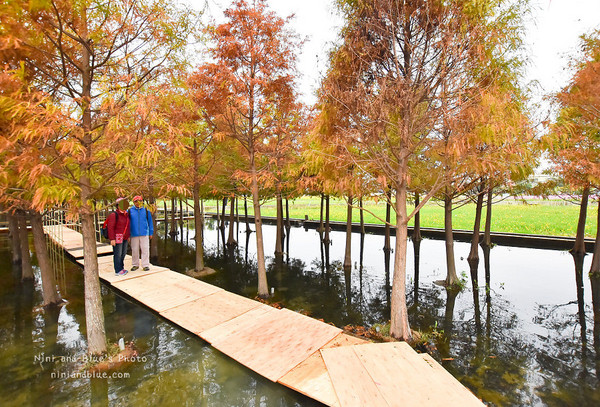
[113,240,129,273]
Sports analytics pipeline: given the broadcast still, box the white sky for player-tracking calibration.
[526,0,600,98]
[187,0,600,106]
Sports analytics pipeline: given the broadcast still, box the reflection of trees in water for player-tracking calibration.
[154,224,600,405]
[532,257,599,406]
[407,278,531,406]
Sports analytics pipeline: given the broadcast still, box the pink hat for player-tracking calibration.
[133,195,143,202]
[115,197,126,203]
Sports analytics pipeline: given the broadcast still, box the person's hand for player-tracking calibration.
[149,235,153,239]
[110,240,116,246]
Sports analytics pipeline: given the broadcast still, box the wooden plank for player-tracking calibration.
[160,278,224,306]
[419,353,483,406]
[161,290,262,334]
[321,344,389,407]
[84,255,114,266]
[200,305,279,345]
[279,350,339,407]
[211,308,342,382]
[350,342,425,407]
[278,333,368,407]
[97,256,165,284]
[387,343,482,406]
[68,244,113,259]
[343,342,483,407]
[128,284,202,312]
[111,271,177,296]
[112,271,222,312]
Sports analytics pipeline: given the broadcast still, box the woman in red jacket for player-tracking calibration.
[107,198,131,276]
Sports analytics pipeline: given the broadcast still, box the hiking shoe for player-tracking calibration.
[131,266,139,271]
[143,267,150,271]
[116,269,128,276]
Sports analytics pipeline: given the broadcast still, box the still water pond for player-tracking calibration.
[159,219,600,406]
[2,217,600,406]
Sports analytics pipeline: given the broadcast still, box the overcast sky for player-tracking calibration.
[527,0,600,97]
[190,0,600,106]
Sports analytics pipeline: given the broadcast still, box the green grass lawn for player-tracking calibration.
[179,196,598,238]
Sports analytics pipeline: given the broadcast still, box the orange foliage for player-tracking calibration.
[548,29,600,191]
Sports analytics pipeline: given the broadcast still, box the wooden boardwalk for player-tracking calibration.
[46,225,484,407]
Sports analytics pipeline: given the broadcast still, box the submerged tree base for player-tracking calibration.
[34,298,67,312]
[86,342,138,374]
[185,267,217,278]
[433,279,465,291]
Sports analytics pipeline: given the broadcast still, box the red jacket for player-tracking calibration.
[106,210,130,241]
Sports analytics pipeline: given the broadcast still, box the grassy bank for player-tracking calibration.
[187,196,598,238]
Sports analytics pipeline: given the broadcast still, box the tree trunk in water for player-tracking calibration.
[413,238,421,305]
[220,197,228,230]
[78,14,106,355]
[149,196,158,259]
[235,198,239,237]
[413,191,422,305]
[384,189,391,251]
[390,183,411,341]
[440,288,459,355]
[590,272,600,376]
[589,200,600,275]
[483,243,491,292]
[219,224,226,253]
[244,196,251,233]
[30,212,62,306]
[359,229,365,269]
[572,186,590,257]
[7,212,22,264]
[359,197,365,235]
[170,197,177,236]
[344,265,352,309]
[285,198,290,229]
[324,195,331,244]
[481,187,493,249]
[179,199,184,225]
[18,211,34,281]
[227,197,237,246]
[384,245,392,309]
[574,251,587,352]
[444,192,459,286]
[413,192,422,243]
[275,191,284,256]
[468,186,485,288]
[319,193,324,233]
[251,163,269,298]
[81,208,107,355]
[163,201,169,236]
[343,196,353,270]
[323,233,330,271]
[193,183,205,271]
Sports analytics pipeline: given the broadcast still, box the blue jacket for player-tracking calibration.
[128,207,154,237]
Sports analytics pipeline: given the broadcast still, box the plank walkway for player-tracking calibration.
[46,225,484,407]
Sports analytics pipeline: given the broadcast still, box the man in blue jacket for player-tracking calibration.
[128,195,154,271]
